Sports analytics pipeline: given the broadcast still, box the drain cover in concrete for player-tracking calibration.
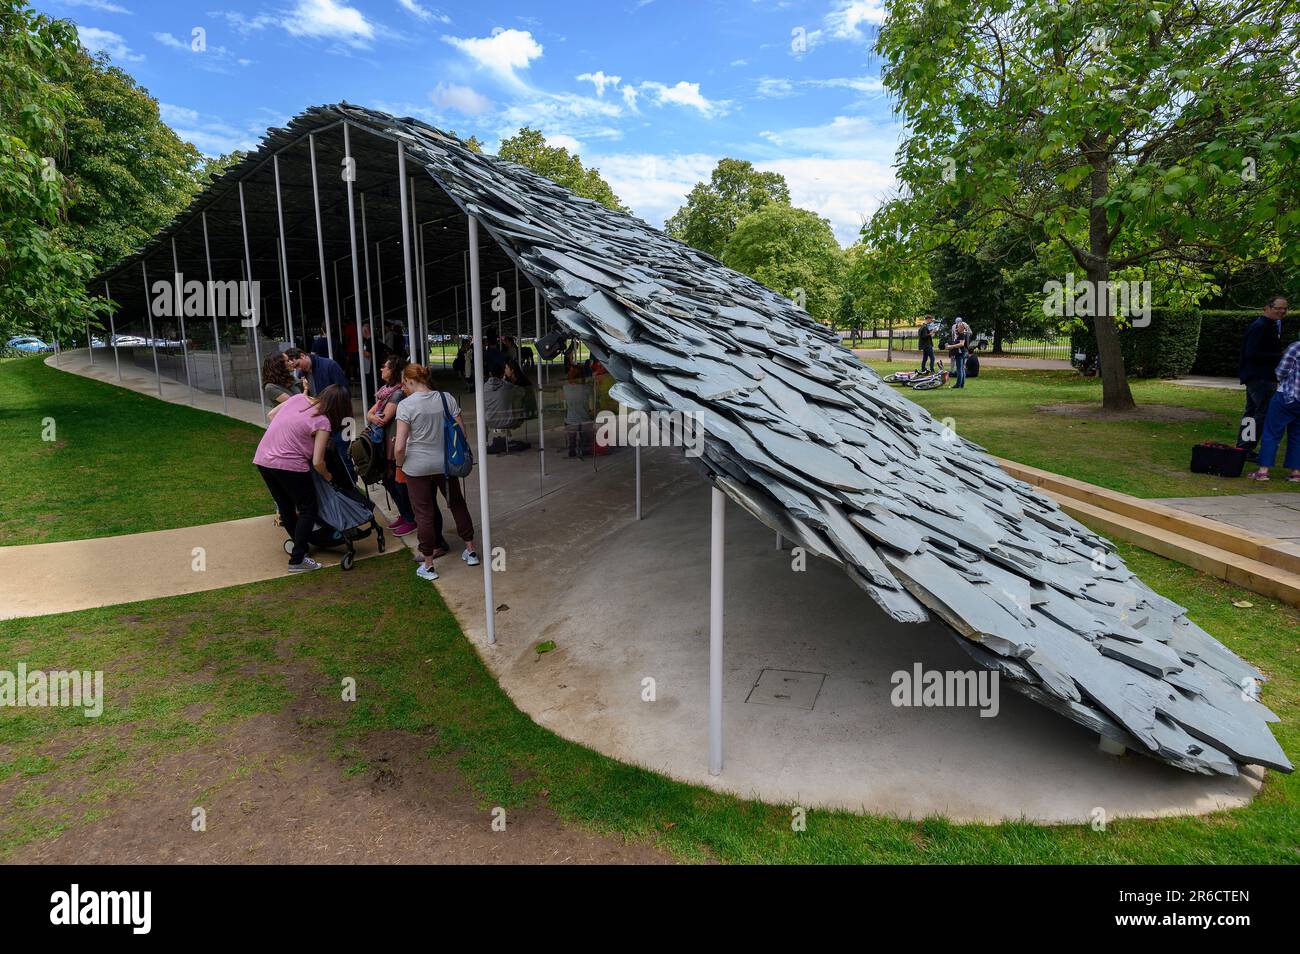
[746,669,827,710]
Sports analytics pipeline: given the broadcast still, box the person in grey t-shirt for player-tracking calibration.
[394,364,478,580]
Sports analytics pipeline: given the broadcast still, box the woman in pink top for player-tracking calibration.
[253,384,350,573]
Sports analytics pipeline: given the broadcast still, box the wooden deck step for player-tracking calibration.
[997,458,1300,577]
[1038,490,1300,608]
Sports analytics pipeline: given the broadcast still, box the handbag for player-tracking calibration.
[440,391,474,478]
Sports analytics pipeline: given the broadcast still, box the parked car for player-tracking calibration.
[6,335,53,353]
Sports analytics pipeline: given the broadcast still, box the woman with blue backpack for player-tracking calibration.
[394,364,479,582]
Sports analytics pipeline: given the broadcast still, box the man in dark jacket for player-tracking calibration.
[1238,296,1289,457]
[286,346,354,480]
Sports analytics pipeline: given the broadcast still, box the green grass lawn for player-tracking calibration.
[1,545,1295,863]
[866,362,1299,499]
[0,356,270,546]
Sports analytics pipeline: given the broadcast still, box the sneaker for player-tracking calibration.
[287,557,322,574]
[462,548,481,566]
[390,519,416,536]
[416,563,440,581]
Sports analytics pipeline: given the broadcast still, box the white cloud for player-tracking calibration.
[756,77,795,98]
[759,157,893,245]
[585,151,719,227]
[159,103,258,156]
[429,81,492,115]
[640,80,729,117]
[153,31,188,51]
[576,70,622,97]
[282,0,375,46]
[76,26,142,61]
[825,0,886,42]
[397,0,449,23]
[621,85,639,111]
[546,133,584,153]
[757,114,895,160]
[729,58,748,67]
[443,27,543,88]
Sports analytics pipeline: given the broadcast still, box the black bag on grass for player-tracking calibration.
[1190,442,1246,478]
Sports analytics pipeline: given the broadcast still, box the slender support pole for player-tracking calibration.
[360,192,378,397]
[775,531,783,550]
[514,268,521,341]
[709,485,725,776]
[308,134,334,361]
[468,216,495,645]
[170,238,194,402]
[635,444,642,520]
[238,180,267,421]
[411,180,427,364]
[104,280,121,381]
[141,259,162,396]
[375,242,385,338]
[333,259,342,356]
[273,155,295,346]
[534,287,545,478]
[343,123,369,416]
[201,211,227,414]
[397,145,417,361]
[87,319,94,364]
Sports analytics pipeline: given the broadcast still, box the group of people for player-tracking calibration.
[916,315,975,388]
[1238,295,1298,482]
[254,341,480,579]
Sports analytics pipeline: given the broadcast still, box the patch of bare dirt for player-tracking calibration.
[1035,402,1216,423]
[6,655,675,866]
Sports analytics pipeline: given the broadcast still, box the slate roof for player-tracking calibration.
[116,104,1294,777]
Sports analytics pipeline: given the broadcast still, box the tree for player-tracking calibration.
[722,204,845,325]
[844,242,933,336]
[875,0,1300,410]
[497,127,625,212]
[59,51,205,272]
[0,0,103,341]
[665,158,791,258]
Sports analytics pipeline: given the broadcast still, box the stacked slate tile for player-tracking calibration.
[117,103,1299,777]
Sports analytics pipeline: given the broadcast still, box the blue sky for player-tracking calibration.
[53,0,903,245]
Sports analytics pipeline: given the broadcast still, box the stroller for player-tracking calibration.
[279,445,386,571]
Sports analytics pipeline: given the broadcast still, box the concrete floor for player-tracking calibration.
[37,350,1267,822]
[438,446,1264,824]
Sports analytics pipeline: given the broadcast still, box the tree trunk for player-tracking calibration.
[1088,162,1135,411]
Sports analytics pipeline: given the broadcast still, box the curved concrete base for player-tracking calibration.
[437,449,1265,824]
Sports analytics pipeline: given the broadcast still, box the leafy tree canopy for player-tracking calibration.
[497,127,625,212]
[665,158,791,258]
[722,203,845,325]
[872,0,1300,409]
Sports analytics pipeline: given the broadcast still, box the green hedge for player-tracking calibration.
[1191,310,1300,377]
[1069,307,1202,379]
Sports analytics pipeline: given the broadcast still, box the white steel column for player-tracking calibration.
[534,287,545,478]
[343,123,369,415]
[273,155,295,346]
[397,145,417,361]
[238,180,267,421]
[360,192,378,396]
[140,258,162,395]
[87,320,94,364]
[635,444,642,520]
[104,280,121,381]
[468,215,495,645]
[308,134,334,360]
[709,485,725,776]
[201,211,227,414]
[170,237,194,402]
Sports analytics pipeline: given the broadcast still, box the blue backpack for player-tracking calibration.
[440,391,473,478]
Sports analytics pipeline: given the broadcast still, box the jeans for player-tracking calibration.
[1239,378,1276,450]
[920,345,935,372]
[382,472,415,524]
[1258,396,1300,470]
[952,350,967,387]
[257,465,318,564]
[407,474,475,557]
